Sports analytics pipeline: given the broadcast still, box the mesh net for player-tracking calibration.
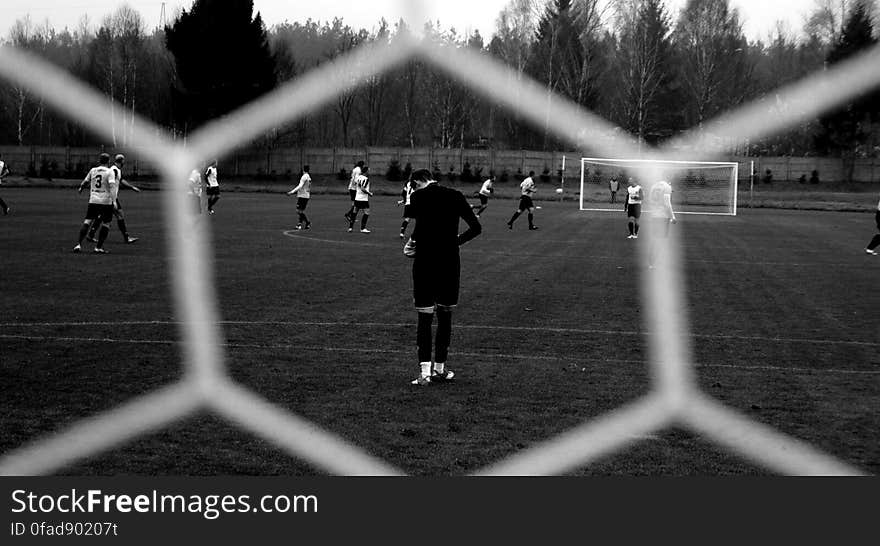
[580,158,738,215]
[1,1,877,476]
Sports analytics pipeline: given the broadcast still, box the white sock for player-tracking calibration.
[434,362,445,374]
[420,362,432,377]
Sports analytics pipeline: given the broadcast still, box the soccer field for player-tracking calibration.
[1,187,877,475]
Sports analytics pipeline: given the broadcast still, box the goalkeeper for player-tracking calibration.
[403,169,482,386]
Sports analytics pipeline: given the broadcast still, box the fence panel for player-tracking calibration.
[3,144,880,183]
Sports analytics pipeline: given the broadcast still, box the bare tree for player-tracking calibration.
[490,0,541,144]
[327,19,362,147]
[674,0,751,129]
[7,16,49,146]
[359,20,392,146]
[805,0,851,45]
[613,0,675,144]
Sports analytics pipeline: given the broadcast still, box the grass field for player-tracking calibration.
[1,186,878,475]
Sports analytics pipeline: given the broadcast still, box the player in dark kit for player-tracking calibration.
[404,169,482,386]
[865,193,880,256]
[0,154,11,215]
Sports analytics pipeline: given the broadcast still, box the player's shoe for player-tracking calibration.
[410,375,432,386]
[475,214,480,218]
[72,244,82,253]
[431,369,455,382]
[125,237,139,244]
[633,234,639,239]
[296,224,303,231]
[209,209,215,215]
[347,228,353,233]
[94,247,109,254]
[529,225,540,230]
[866,249,878,255]
[627,235,634,239]
[360,229,371,234]
[305,223,311,230]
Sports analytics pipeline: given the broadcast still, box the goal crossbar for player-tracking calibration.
[579,157,739,216]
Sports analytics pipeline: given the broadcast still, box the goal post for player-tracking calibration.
[579,157,739,216]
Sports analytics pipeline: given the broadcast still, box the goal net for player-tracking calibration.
[580,158,739,216]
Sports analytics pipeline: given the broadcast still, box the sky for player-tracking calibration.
[0,0,818,42]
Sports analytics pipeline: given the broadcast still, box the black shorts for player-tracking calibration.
[627,204,642,218]
[349,189,357,201]
[403,205,414,218]
[413,254,460,309]
[478,195,489,205]
[206,186,220,196]
[354,200,370,210]
[85,203,114,223]
[518,195,534,211]
[296,197,309,210]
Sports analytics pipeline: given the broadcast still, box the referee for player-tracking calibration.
[404,169,482,386]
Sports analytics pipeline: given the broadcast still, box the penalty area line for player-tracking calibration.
[0,334,877,376]
[1,320,877,348]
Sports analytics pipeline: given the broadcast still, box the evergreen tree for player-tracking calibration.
[614,0,678,143]
[816,0,879,171]
[165,0,277,132]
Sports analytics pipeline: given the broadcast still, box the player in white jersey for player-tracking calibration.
[73,153,118,254]
[286,165,312,230]
[507,171,539,230]
[471,174,495,218]
[86,154,140,244]
[398,178,418,238]
[188,167,205,216]
[349,166,372,233]
[205,160,220,214]
[864,193,880,255]
[0,154,10,215]
[624,177,643,239]
[646,180,677,268]
[344,161,364,223]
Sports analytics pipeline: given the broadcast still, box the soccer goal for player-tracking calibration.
[579,158,739,216]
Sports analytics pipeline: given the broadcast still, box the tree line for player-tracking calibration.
[1,0,878,159]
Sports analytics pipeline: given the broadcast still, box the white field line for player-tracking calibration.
[3,321,876,348]
[4,13,878,475]
[2,333,877,376]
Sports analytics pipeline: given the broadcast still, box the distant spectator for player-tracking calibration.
[762,169,773,185]
[609,175,620,203]
[798,174,807,184]
[810,170,820,185]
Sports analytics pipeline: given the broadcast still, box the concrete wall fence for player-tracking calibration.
[1,145,878,184]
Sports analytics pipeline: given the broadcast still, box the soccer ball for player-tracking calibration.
[555,188,564,194]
